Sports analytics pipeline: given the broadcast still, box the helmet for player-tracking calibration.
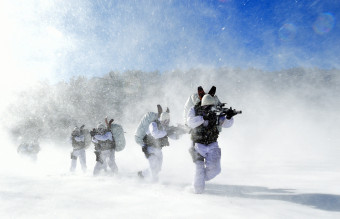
[97,123,106,134]
[72,127,80,136]
[201,94,215,106]
[97,123,106,129]
[159,112,170,122]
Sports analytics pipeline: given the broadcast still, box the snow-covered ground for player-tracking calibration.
[1,129,339,219]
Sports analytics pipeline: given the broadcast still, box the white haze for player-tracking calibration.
[1,1,340,219]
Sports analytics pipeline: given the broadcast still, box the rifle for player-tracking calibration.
[90,128,98,137]
[196,103,242,122]
[213,103,242,118]
[90,127,108,137]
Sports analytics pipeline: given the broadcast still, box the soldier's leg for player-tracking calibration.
[79,149,87,172]
[152,149,163,181]
[101,150,109,172]
[194,160,206,194]
[93,161,103,175]
[108,149,118,174]
[141,147,162,181]
[93,151,104,175]
[140,147,151,178]
[205,147,221,181]
[70,151,77,172]
[148,147,163,181]
[190,143,207,193]
[146,155,159,181]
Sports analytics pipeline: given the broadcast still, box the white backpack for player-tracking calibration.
[110,123,126,152]
[82,129,92,149]
[134,112,158,146]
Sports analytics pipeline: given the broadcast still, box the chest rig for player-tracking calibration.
[72,135,85,150]
[94,131,115,151]
[191,103,220,145]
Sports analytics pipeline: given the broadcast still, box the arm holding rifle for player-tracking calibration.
[166,124,191,139]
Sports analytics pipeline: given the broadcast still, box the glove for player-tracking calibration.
[203,110,216,120]
[90,129,96,137]
[202,112,211,120]
[142,146,151,158]
[203,120,209,127]
[226,107,237,120]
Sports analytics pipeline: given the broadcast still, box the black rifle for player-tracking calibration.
[213,103,242,118]
[196,103,242,122]
[90,128,97,137]
[90,128,103,137]
[90,127,109,137]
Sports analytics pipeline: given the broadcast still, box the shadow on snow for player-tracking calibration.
[205,184,340,212]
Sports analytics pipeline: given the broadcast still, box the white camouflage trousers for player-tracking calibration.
[193,142,221,194]
[142,146,163,181]
[70,148,87,172]
[93,149,118,175]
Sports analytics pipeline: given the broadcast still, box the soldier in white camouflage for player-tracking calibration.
[70,125,88,172]
[91,123,118,176]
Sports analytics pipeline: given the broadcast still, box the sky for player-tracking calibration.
[0,0,339,83]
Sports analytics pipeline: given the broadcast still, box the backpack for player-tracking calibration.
[82,129,92,149]
[110,123,126,152]
[134,112,158,146]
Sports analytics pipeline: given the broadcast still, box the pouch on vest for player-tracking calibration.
[135,112,158,145]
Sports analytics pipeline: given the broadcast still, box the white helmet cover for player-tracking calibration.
[201,94,215,106]
[159,112,170,122]
[72,127,80,136]
[97,123,106,130]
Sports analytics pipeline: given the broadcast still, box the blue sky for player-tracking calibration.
[2,0,340,80]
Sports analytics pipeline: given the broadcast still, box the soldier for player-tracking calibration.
[91,123,118,176]
[70,125,89,172]
[135,105,181,182]
[187,94,239,193]
[17,139,40,161]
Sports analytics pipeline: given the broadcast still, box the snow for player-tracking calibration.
[1,69,339,218]
[1,134,339,219]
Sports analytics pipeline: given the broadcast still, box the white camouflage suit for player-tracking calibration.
[70,135,87,172]
[92,131,118,175]
[141,121,176,181]
[187,106,234,193]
